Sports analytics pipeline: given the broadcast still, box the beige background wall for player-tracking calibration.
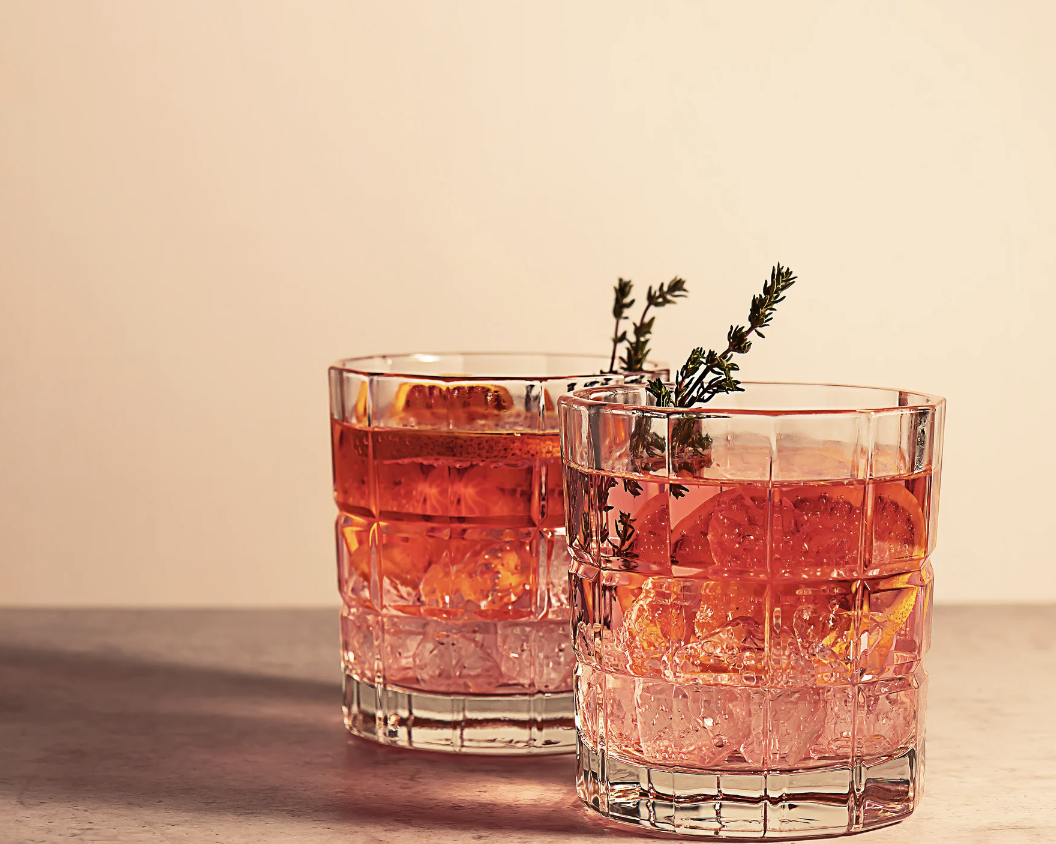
[1,1,1053,605]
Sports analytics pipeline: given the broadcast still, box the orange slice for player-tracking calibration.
[352,381,368,423]
[389,383,516,426]
[771,484,864,575]
[871,481,927,567]
[868,588,918,667]
[375,461,449,516]
[671,486,768,572]
[862,567,928,670]
[340,523,373,582]
[450,463,533,520]
[449,384,514,416]
[392,383,446,415]
[379,531,444,591]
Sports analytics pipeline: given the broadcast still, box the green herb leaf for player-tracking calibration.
[674,264,795,407]
[606,264,796,477]
[607,278,636,373]
[646,378,673,407]
[622,478,643,497]
[606,276,689,373]
[612,510,637,557]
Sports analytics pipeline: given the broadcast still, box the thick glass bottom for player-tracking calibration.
[577,737,922,838]
[343,672,576,754]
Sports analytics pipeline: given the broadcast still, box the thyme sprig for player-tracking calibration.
[608,278,634,373]
[611,511,637,557]
[647,264,796,408]
[607,277,688,373]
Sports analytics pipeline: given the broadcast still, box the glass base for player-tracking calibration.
[342,672,576,755]
[577,737,922,838]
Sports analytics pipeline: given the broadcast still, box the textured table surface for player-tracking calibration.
[1,607,1053,844]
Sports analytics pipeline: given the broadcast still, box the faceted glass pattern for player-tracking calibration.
[330,353,665,754]
[560,382,944,836]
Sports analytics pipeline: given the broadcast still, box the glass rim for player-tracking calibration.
[329,351,665,382]
[561,380,946,416]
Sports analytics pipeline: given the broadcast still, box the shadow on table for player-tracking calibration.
[0,643,606,836]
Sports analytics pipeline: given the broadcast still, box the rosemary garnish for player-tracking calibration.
[607,277,688,373]
[647,264,796,408]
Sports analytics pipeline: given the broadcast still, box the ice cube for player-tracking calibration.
[767,688,826,768]
[673,580,766,684]
[534,621,574,692]
[419,538,533,620]
[615,577,689,677]
[546,532,571,617]
[496,622,533,689]
[770,582,857,686]
[382,615,428,687]
[857,672,921,759]
[576,663,603,749]
[674,619,765,684]
[340,607,379,683]
[636,681,755,768]
[412,622,500,694]
[604,673,642,759]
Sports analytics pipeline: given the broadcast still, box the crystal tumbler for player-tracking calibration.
[329,353,665,754]
[560,382,944,836]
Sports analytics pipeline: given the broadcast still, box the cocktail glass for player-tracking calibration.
[329,353,666,754]
[560,382,944,836]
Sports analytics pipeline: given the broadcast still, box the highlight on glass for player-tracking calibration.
[329,353,665,754]
[560,381,944,837]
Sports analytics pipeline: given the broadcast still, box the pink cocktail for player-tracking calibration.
[560,382,944,837]
[329,353,664,754]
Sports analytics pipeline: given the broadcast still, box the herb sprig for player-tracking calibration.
[647,264,796,408]
[594,263,796,569]
[607,277,688,373]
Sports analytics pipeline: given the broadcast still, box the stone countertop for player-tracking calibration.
[0,607,1053,843]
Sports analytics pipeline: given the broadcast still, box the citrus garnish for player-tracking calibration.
[671,486,768,573]
[378,530,443,592]
[375,461,449,516]
[772,484,864,576]
[389,382,516,426]
[450,463,532,520]
[861,566,930,673]
[449,384,514,421]
[340,523,373,583]
[865,588,918,670]
[871,481,927,568]
[391,382,446,423]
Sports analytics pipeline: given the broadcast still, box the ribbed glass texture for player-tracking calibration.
[559,382,944,836]
[329,353,666,754]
